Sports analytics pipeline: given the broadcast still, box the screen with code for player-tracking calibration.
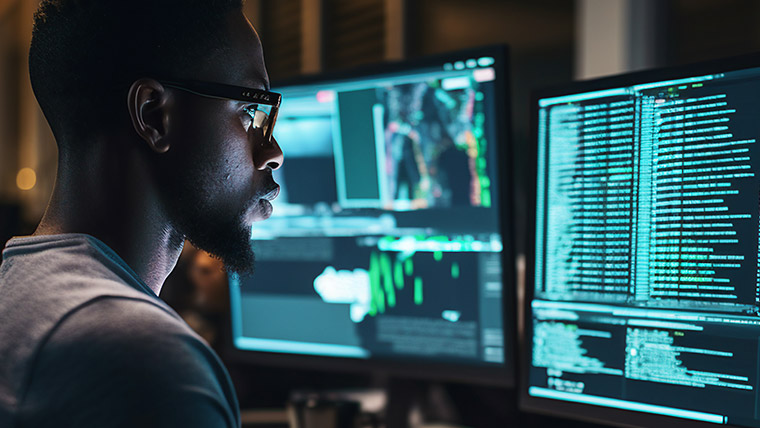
[530,65,760,426]
[229,48,511,380]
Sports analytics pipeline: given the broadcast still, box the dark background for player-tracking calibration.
[5,1,760,426]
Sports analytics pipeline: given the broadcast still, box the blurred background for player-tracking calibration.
[3,0,760,426]
[6,0,760,241]
[4,0,760,242]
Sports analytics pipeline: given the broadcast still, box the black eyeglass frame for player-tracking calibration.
[158,79,282,142]
[159,79,281,107]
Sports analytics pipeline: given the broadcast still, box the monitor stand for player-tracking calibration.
[384,377,426,428]
[287,377,433,428]
[386,377,518,427]
[288,375,509,427]
[361,375,471,427]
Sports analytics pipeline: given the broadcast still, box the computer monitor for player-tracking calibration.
[228,46,513,386]
[523,52,760,426]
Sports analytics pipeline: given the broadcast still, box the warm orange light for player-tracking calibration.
[16,168,36,191]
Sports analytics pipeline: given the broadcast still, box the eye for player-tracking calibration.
[242,104,257,130]
[243,104,270,134]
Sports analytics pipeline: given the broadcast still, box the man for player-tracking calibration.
[0,0,283,426]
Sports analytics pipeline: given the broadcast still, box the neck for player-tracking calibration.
[34,143,184,295]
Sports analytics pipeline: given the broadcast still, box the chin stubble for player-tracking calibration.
[180,200,257,278]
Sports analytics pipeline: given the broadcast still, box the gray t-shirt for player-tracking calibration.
[0,234,240,427]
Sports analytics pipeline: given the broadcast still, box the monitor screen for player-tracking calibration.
[526,58,760,426]
[229,47,511,383]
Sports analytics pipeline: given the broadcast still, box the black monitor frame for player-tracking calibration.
[521,51,760,427]
[224,45,516,388]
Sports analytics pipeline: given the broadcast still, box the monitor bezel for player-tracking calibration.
[521,50,760,427]
[224,45,516,388]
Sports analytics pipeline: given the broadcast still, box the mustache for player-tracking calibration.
[256,173,280,201]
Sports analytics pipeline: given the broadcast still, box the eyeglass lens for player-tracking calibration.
[245,104,278,142]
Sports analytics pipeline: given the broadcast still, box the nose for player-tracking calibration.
[253,135,284,171]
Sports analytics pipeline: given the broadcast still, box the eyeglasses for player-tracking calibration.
[159,79,281,143]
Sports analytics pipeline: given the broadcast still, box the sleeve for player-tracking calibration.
[18,297,240,428]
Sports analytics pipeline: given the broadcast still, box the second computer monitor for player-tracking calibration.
[525,53,760,426]
[229,46,512,385]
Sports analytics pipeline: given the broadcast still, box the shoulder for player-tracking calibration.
[20,297,239,428]
[46,296,204,365]
[35,296,220,387]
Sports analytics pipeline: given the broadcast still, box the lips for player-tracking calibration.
[259,198,273,219]
[261,184,280,201]
[253,184,279,220]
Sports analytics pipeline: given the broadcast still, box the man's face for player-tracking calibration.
[155,12,283,275]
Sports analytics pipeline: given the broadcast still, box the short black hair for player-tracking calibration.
[29,0,243,146]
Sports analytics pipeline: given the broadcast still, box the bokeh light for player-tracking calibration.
[16,168,36,191]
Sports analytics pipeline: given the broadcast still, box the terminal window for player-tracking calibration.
[531,67,760,426]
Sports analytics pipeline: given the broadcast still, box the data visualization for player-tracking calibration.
[230,50,507,371]
[529,65,760,426]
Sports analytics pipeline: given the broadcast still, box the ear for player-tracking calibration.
[127,79,171,153]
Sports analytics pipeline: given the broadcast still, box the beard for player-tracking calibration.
[172,194,257,277]
[159,151,276,278]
